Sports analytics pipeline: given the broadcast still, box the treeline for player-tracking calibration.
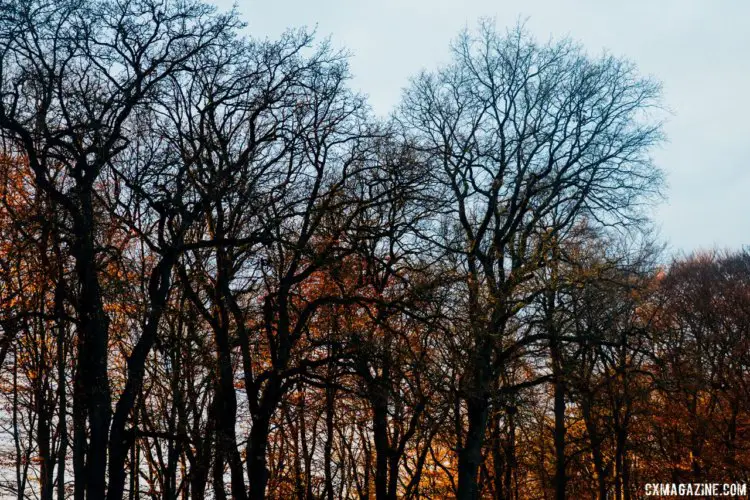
[0,0,747,498]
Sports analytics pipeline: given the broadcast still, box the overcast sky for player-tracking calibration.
[212,0,749,255]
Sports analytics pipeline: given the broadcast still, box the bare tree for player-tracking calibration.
[0,0,238,497]
[398,21,663,499]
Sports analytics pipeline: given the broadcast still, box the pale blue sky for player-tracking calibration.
[212,0,749,254]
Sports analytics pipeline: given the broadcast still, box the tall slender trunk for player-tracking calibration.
[72,189,112,499]
[505,407,516,500]
[215,327,248,500]
[72,375,86,500]
[491,413,506,500]
[13,347,27,500]
[37,314,53,500]
[623,450,631,500]
[551,335,566,500]
[187,391,219,500]
[373,396,390,500]
[546,279,566,500]
[108,255,176,500]
[362,434,371,500]
[38,396,53,500]
[387,449,400,500]
[324,383,335,500]
[211,245,248,500]
[457,394,490,500]
[213,440,227,500]
[614,444,622,500]
[287,405,304,500]
[457,271,494,500]
[457,329,492,500]
[55,281,67,500]
[189,431,213,500]
[248,412,272,500]
[614,427,631,500]
[298,394,314,499]
[581,397,607,500]
[553,376,566,500]
[164,350,180,500]
[248,284,294,500]
[248,374,282,500]
[128,430,139,500]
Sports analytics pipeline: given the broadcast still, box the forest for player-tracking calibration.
[0,0,748,498]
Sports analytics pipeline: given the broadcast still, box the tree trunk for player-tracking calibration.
[72,380,86,500]
[614,428,624,500]
[551,340,566,500]
[553,377,566,500]
[248,392,279,500]
[190,397,218,500]
[298,394,314,500]
[212,246,249,500]
[55,282,67,500]
[215,332,248,500]
[38,399,53,500]
[581,397,607,500]
[37,321,53,500]
[324,384,335,500]
[387,452,400,500]
[373,392,390,500]
[213,440,227,500]
[12,347,27,500]
[491,413,506,500]
[164,352,180,500]
[505,407,516,500]
[107,256,175,500]
[72,189,112,499]
[457,395,490,500]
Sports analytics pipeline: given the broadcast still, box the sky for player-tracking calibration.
[210,0,749,255]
